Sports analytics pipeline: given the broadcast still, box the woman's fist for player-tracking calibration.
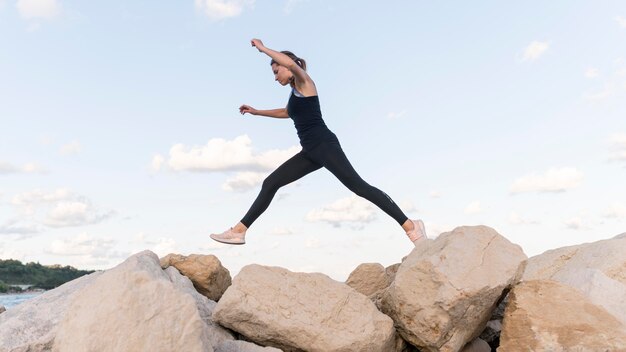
[239,104,257,116]
[251,38,265,52]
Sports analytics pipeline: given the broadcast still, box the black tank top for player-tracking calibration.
[286,88,339,151]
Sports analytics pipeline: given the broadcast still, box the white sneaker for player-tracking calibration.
[210,227,246,245]
[406,219,427,246]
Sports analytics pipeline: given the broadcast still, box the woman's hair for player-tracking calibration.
[270,50,307,71]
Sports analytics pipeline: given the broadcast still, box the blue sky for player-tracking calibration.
[1,0,625,281]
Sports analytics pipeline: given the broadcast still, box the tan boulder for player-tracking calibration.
[498,280,626,351]
[160,253,232,301]
[523,234,626,325]
[0,271,103,352]
[53,250,234,352]
[380,225,527,352]
[213,264,396,352]
[345,263,390,297]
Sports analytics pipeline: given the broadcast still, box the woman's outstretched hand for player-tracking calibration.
[251,38,265,52]
[239,104,258,116]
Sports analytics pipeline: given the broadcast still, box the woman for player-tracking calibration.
[210,39,427,246]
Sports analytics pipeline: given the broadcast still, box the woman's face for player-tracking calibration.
[271,63,293,86]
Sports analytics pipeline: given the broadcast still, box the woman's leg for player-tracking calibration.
[310,143,410,226]
[239,150,322,228]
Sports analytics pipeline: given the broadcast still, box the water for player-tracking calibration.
[0,292,44,309]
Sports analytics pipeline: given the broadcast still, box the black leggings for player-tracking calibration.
[240,141,409,228]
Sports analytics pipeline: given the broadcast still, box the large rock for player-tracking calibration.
[160,253,232,301]
[499,280,626,350]
[345,263,390,297]
[213,264,396,352]
[523,234,626,325]
[0,271,103,352]
[53,250,234,352]
[0,305,5,314]
[215,340,283,352]
[380,225,526,352]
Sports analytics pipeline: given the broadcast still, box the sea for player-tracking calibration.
[0,292,44,310]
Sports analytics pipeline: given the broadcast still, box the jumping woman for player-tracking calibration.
[210,39,427,247]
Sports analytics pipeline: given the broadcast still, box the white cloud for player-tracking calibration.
[430,191,442,199]
[0,161,45,174]
[268,226,295,236]
[585,67,599,78]
[16,0,60,19]
[151,237,178,257]
[521,41,549,62]
[60,140,81,155]
[44,233,129,268]
[386,110,407,120]
[603,202,626,219]
[305,195,377,229]
[11,188,114,228]
[607,133,626,163]
[616,15,626,28]
[151,154,165,171]
[195,0,254,20]
[283,0,307,14]
[222,171,268,192]
[508,211,539,225]
[44,200,114,228]
[161,135,300,172]
[464,201,482,215]
[564,217,587,230]
[0,218,40,238]
[510,167,583,194]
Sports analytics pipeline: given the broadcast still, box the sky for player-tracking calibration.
[1,0,626,281]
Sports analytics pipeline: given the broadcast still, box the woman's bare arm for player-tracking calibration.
[239,104,288,118]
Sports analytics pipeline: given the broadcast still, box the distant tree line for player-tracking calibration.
[0,259,95,292]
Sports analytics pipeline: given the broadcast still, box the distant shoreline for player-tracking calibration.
[0,289,46,296]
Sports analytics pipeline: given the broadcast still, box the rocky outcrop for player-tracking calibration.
[379,225,527,352]
[345,263,391,297]
[52,250,233,352]
[523,234,626,325]
[498,280,626,350]
[0,271,103,352]
[213,264,396,352]
[160,253,232,302]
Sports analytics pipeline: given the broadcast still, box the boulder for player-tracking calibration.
[523,235,626,325]
[53,250,234,352]
[0,271,103,352]
[215,340,283,352]
[160,253,232,301]
[498,280,626,350]
[0,305,4,314]
[213,264,396,352]
[460,338,490,352]
[379,225,526,352]
[345,263,390,297]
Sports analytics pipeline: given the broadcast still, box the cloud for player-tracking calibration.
[195,0,254,20]
[386,110,407,120]
[464,201,482,215]
[430,191,442,199]
[268,226,295,236]
[616,15,626,28]
[564,217,587,230]
[0,161,45,174]
[603,202,626,219]
[16,0,61,19]
[585,67,599,78]
[508,211,540,225]
[44,201,114,228]
[521,41,549,62]
[128,232,179,257]
[11,188,114,228]
[510,167,583,194]
[607,133,626,163]
[59,140,81,155]
[44,233,129,267]
[0,218,41,238]
[159,135,300,173]
[222,171,268,192]
[283,0,307,14]
[305,195,377,229]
